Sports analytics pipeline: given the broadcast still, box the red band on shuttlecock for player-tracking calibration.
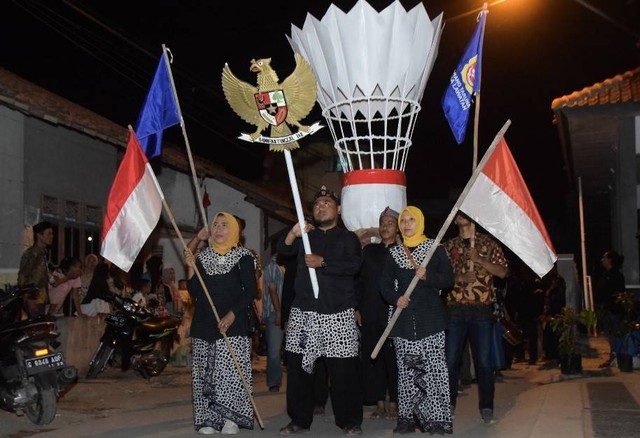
[342,169,406,186]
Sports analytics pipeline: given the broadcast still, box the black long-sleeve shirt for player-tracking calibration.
[187,247,257,342]
[277,226,362,314]
[380,241,454,340]
[357,242,396,330]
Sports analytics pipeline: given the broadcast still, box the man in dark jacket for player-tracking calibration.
[278,185,363,436]
[18,221,54,316]
[357,207,400,420]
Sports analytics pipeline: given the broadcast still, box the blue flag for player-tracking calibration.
[134,53,181,159]
[442,11,487,144]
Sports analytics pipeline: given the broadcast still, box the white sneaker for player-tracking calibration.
[221,420,239,435]
[198,426,217,434]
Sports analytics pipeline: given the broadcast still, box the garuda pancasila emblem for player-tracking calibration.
[222,53,322,152]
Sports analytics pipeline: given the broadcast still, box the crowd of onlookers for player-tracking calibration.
[16,221,193,322]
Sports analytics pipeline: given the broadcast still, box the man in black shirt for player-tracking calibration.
[278,186,363,436]
[357,207,400,420]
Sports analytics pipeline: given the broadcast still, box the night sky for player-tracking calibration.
[3,0,640,254]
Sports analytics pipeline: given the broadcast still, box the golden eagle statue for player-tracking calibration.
[222,54,318,152]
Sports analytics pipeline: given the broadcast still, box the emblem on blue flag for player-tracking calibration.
[442,11,487,144]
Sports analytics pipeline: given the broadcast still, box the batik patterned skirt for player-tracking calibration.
[394,331,453,434]
[191,336,253,432]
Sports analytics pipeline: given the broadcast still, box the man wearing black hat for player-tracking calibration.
[278,185,363,436]
[357,207,400,421]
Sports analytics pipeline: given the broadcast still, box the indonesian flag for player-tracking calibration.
[100,130,164,272]
[459,136,557,277]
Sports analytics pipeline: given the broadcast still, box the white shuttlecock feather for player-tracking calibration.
[288,0,443,173]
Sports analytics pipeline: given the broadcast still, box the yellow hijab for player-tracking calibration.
[210,212,240,255]
[401,206,427,247]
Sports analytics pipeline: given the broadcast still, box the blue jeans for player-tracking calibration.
[445,304,495,411]
[264,312,284,388]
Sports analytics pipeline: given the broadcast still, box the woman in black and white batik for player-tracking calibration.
[185,212,257,435]
[380,206,454,435]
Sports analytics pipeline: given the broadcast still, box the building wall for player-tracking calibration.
[616,116,639,285]
[0,107,26,285]
[1,109,119,283]
[0,104,274,290]
[23,116,117,214]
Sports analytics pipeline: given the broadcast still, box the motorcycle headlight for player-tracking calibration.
[122,300,136,313]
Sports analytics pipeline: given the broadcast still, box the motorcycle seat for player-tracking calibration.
[139,316,180,332]
[0,316,56,334]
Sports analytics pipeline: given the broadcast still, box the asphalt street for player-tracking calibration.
[1,336,639,438]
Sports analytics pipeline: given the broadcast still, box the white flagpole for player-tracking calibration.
[283,150,320,298]
[371,119,512,359]
[161,44,208,229]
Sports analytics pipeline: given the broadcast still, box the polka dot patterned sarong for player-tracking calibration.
[285,307,359,373]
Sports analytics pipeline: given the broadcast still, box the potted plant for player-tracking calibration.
[611,292,639,372]
[551,306,597,374]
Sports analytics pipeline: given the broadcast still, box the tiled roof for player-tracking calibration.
[551,66,640,110]
[0,67,298,223]
[0,67,127,145]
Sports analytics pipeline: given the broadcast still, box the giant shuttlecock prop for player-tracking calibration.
[289,0,443,231]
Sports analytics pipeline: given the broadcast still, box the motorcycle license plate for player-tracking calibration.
[25,352,65,375]
[106,313,127,328]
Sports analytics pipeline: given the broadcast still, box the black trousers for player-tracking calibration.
[314,357,329,407]
[361,332,398,404]
[285,352,363,430]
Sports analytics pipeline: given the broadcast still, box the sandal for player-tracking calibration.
[369,410,385,420]
[386,403,398,421]
[279,422,310,435]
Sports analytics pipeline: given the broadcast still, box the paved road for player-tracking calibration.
[1,358,533,437]
[2,336,638,437]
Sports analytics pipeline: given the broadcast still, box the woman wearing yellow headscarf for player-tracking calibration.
[184,212,258,435]
[380,206,454,434]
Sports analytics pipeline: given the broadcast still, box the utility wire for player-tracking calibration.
[570,0,640,46]
[12,0,262,158]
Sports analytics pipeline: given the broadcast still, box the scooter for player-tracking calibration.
[0,284,77,425]
[86,293,181,379]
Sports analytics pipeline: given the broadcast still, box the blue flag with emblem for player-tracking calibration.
[134,52,181,159]
[442,10,487,144]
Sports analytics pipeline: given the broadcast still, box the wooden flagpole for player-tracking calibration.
[472,3,488,171]
[161,44,208,231]
[469,4,488,285]
[371,120,511,359]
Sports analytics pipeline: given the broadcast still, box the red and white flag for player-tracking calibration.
[460,136,557,277]
[100,130,164,272]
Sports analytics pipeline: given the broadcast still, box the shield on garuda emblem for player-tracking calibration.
[254,90,288,126]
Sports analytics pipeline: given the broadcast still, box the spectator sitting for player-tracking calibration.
[48,256,84,317]
[80,258,113,317]
[79,254,99,304]
[132,279,152,307]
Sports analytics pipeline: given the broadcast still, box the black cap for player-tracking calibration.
[313,185,340,205]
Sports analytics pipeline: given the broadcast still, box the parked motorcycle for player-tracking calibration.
[0,284,77,425]
[86,293,181,379]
